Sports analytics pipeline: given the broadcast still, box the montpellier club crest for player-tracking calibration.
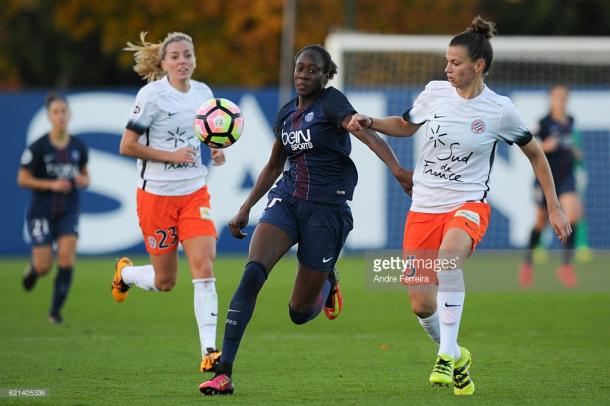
[471,119,486,134]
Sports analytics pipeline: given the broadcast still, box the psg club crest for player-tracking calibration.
[305,112,314,122]
[471,119,486,134]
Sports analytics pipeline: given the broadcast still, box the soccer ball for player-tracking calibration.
[194,98,244,149]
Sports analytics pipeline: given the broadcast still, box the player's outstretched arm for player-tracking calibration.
[347,114,420,137]
[345,115,413,196]
[228,139,287,239]
[520,137,572,243]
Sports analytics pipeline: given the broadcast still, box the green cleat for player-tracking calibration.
[453,347,475,395]
[429,353,454,387]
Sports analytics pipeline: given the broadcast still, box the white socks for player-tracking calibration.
[417,311,440,344]
[121,264,158,291]
[193,278,218,356]
[436,269,465,361]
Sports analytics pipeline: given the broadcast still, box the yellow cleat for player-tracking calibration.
[453,347,475,395]
[111,257,132,303]
[429,353,454,387]
[200,348,222,372]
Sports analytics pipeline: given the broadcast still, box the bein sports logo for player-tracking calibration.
[281,128,313,151]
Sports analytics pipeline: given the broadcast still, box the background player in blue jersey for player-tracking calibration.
[18,93,89,324]
[520,84,583,288]
[199,44,413,395]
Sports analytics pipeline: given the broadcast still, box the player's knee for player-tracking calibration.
[192,259,214,279]
[288,304,313,325]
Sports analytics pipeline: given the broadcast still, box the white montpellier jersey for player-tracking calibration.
[126,76,214,196]
[405,81,532,213]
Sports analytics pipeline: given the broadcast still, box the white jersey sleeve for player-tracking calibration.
[403,81,447,124]
[126,85,160,135]
[494,98,533,146]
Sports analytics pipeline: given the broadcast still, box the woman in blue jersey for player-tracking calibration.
[199,44,413,395]
[519,84,583,288]
[18,93,89,324]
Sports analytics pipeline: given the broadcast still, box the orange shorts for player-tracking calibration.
[136,186,217,255]
[402,202,490,285]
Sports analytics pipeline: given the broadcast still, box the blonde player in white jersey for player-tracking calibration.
[111,32,225,373]
[348,16,572,396]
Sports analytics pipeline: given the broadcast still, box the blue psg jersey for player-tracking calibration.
[272,87,358,205]
[20,134,88,217]
[538,114,575,181]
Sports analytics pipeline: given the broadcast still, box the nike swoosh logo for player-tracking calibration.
[434,114,446,119]
[227,309,241,313]
[444,303,462,307]
[168,112,178,116]
[322,257,333,263]
[211,313,218,316]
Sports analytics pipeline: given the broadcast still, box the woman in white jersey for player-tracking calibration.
[111,32,225,373]
[348,16,571,396]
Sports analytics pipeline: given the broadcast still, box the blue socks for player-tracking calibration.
[50,266,73,318]
[218,261,268,376]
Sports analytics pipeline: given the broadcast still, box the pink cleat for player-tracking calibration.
[199,374,234,395]
[519,263,534,289]
[556,264,578,288]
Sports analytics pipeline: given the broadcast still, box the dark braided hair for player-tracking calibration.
[449,16,497,74]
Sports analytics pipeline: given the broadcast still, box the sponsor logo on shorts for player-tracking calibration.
[200,207,212,220]
[147,236,157,249]
[454,209,480,226]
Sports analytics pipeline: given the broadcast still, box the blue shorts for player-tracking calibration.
[259,191,353,271]
[534,173,576,207]
[26,211,79,246]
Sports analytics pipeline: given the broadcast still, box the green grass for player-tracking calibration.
[1,254,609,404]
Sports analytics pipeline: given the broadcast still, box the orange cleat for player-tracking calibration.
[324,269,343,320]
[111,257,133,303]
[200,348,222,372]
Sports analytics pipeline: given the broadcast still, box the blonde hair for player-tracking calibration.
[124,32,194,82]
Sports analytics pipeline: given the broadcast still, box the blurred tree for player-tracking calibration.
[480,0,610,36]
[0,0,606,89]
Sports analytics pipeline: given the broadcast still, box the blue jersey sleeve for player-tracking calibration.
[322,87,356,130]
[20,138,43,172]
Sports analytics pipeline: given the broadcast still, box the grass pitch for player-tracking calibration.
[1,253,609,404]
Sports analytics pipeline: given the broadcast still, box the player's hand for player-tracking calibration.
[548,208,572,244]
[211,149,226,166]
[74,174,89,189]
[228,208,250,239]
[172,146,196,164]
[51,179,72,193]
[347,113,372,132]
[543,136,559,152]
[393,167,413,196]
